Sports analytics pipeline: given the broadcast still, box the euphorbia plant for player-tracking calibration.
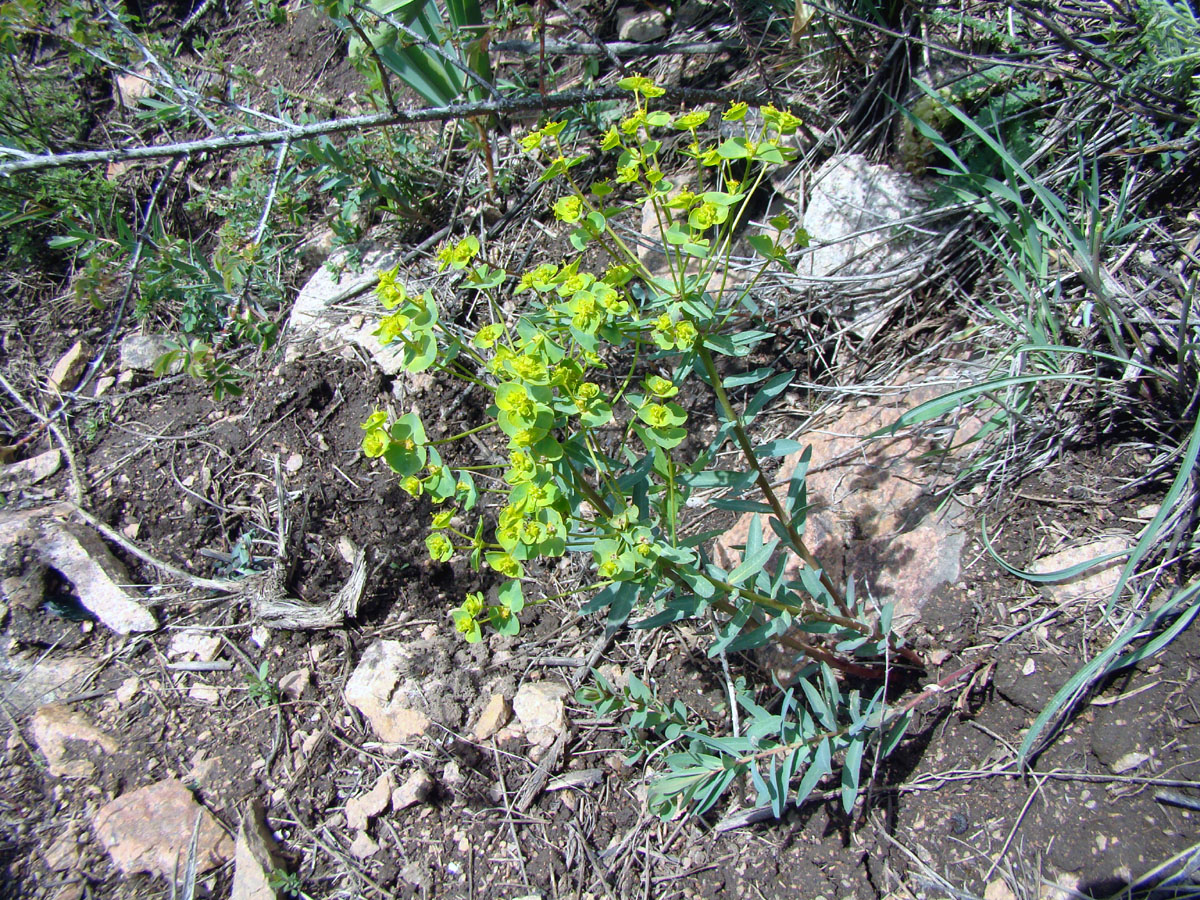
[362,77,919,819]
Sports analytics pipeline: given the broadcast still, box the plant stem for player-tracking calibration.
[695,343,850,617]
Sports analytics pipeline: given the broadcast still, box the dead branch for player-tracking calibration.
[0,85,764,178]
[490,38,740,57]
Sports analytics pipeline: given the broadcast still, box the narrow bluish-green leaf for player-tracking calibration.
[841,737,866,814]
[794,737,831,806]
[755,439,805,458]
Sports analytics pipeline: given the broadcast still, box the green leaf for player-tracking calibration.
[755,439,804,458]
[840,737,865,814]
[498,579,524,613]
[794,738,831,806]
[867,373,1104,439]
[716,138,751,159]
[710,498,774,514]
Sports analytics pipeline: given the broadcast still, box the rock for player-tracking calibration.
[93,375,115,397]
[119,334,176,372]
[344,642,433,741]
[42,826,82,871]
[984,880,1017,900]
[0,449,61,491]
[513,682,569,748]
[279,668,310,702]
[392,769,435,811]
[31,703,119,778]
[231,803,283,900]
[284,452,303,473]
[168,629,222,662]
[114,676,141,706]
[712,369,983,659]
[788,154,935,340]
[343,639,463,743]
[0,648,91,714]
[345,771,392,831]
[188,683,221,704]
[442,759,465,788]
[48,341,88,394]
[91,779,233,880]
[472,693,511,740]
[617,7,667,42]
[1031,537,1130,604]
[676,0,717,26]
[114,67,154,108]
[37,519,157,634]
[349,831,380,859]
[284,247,408,375]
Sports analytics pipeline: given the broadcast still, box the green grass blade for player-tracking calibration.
[867,373,1107,439]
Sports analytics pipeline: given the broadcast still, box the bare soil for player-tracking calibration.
[1,6,1197,900]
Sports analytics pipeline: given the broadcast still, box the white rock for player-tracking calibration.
[37,520,157,634]
[284,248,408,375]
[0,449,61,490]
[168,629,221,662]
[345,771,392,831]
[617,7,667,42]
[984,881,1017,900]
[793,154,933,339]
[343,641,432,742]
[188,684,221,704]
[513,682,569,748]
[119,334,175,372]
[392,769,435,811]
[31,703,119,778]
[115,676,141,707]
[349,831,380,859]
[1110,750,1150,774]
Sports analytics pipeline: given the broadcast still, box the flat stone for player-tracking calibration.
[472,693,511,741]
[1031,537,1130,604]
[37,519,157,634]
[114,67,154,107]
[283,247,408,375]
[231,803,283,900]
[91,779,233,879]
[48,341,88,393]
[188,684,221,704]
[345,771,392,831]
[42,826,82,871]
[168,629,222,662]
[349,831,380,859]
[513,682,569,748]
[119,334,176,372]
[31,703,118,778]
[617,7,667,41]
[392,769,435,811]
[279,667,310,702]
[0,449,61,490]
[344,640,433,742]
[713,369,983,652]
